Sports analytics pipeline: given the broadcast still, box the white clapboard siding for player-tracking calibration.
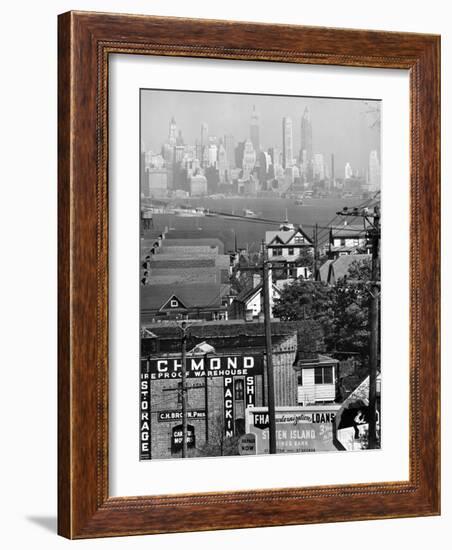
[297,368,336,405]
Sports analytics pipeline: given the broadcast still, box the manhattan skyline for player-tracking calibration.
[141,89,381,175]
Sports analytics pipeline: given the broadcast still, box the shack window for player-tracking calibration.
[314,367,334,384]
[324,366,333,384]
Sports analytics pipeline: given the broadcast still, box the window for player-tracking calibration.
[314,366,334,384]
[294,235,304,244]
[288,247,295,255]
[314,368,323,384]
[298,371,303,386]
[273,248,282,256]
[234,378,244,400]
[170,299,179,308]
[340,238,346,246]
[324,366,333,384]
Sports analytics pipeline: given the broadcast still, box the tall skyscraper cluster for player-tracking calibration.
[141,102,380,199]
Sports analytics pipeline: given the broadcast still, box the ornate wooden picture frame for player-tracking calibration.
[58,11,440,539]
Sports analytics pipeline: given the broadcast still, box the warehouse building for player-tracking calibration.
[140,319,329,459]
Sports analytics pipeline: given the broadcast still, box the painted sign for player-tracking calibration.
[147,354,263,380]
[224,377,235,438]
[140,370,151,459]
[238,433,257,455]
[246,406,340,454]
[158,410,206,422]
[171,424,195,454]
[245,375,256,407]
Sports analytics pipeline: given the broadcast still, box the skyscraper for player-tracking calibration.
[223,134,236,169]
[368,150,380,191]
[168,116,177,147]
[250,105,260,153]
[282,117,294,169]
[242,139,256,178]
[300,107,313,161]
[313,153,325,181]
[208,144,218,167]
[344,162,353,180]
[218,143,228,183]
[200,122,209,148]
[200,122,209,167]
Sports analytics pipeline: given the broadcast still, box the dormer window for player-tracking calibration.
[170,299,179,308]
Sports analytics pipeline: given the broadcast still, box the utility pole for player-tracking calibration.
[262,241,277,454]
[337,205,380,449]
[181,328,188,458]
[367,206,380,449]
[175,320,191,458]
[312,223,319,280]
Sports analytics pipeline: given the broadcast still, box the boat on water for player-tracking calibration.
[243,209,257,218]
[174,207,206,217]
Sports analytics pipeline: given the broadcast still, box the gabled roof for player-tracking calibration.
[141,284,229,311]
[234,282,281,304]
[160,294,188,310]
[163,238,225,254]
[265,227,313,246]
[147,267,220,285]
[317,259,333,282]
[158,245,219,256]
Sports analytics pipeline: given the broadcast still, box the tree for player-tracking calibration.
[273,279,333,325]
[195,412,240,457]
[273,258,372,363]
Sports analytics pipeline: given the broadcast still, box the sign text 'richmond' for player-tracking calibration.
[147,355,263,379]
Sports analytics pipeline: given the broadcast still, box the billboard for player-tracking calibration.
[245,406,341,454]
[145,354,263,380]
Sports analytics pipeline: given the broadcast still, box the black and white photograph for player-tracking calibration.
[139,89,381,460]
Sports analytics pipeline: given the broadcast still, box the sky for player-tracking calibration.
[141,89,381,175]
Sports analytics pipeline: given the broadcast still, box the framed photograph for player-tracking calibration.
[58,11,440,538]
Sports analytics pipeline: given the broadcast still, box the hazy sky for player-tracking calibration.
[141,89,380,174]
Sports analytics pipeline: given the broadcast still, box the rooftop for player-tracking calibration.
[141,283,230,311]
[163,238,225,254]
[327,254,371,283]
[265,227,313,246]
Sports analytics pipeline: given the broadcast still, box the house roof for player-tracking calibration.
[147,266,225,285]
[147,272,219,285]
[141,319,324,360]
[327,254,370,283]
[234,282,281,304]
[294,353,339,369]
[150,250,229,264]
[157,245,219,256]
[163,238,225,254]
[141,318,299,338]
[141,283,229,311]
[317,259,333,282]
[265,227,313,246]
[147,258,216,269]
